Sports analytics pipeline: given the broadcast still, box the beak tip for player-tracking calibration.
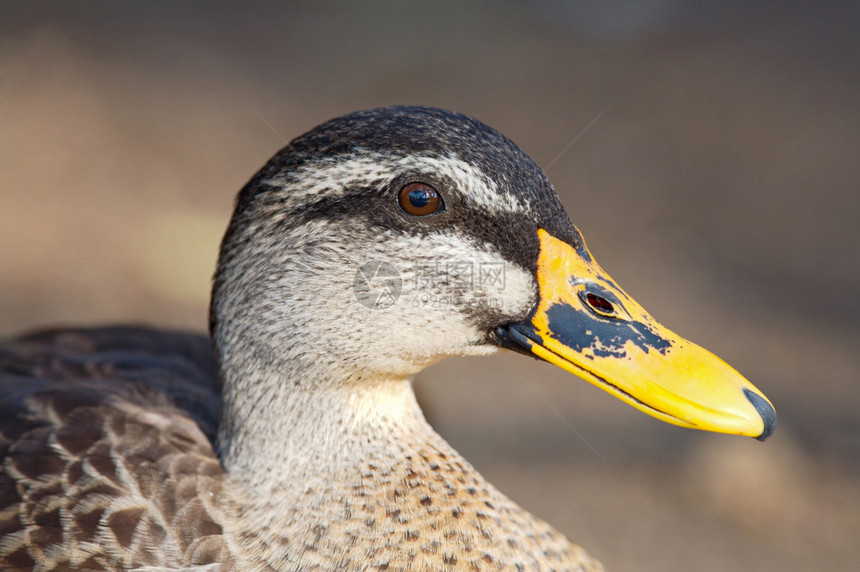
[744,388,777,441]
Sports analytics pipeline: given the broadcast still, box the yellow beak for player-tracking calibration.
[497,229,776,440]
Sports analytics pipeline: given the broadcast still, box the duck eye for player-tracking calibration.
[582,292,616,317]
[398,182,442,216]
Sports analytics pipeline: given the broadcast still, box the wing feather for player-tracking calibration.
[0,327,233,571]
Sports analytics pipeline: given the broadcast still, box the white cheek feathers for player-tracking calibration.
[229,221,537,383]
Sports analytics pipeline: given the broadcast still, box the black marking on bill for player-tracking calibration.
[543,302,672,358]
[744,388,777,441]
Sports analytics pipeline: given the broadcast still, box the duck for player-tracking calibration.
[0,106,776,571]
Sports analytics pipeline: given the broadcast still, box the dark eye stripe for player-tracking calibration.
[398,182,442,216]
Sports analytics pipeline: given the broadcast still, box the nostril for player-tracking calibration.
[743,388,777,441]
[585,293,614,314]
[579,292,615,316]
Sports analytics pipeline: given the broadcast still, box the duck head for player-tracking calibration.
[211,106,775,442]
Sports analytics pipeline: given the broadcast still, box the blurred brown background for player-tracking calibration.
[1,2,858,570]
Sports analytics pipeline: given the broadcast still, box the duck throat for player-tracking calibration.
[217,363,439,493]
[214,363,585,571]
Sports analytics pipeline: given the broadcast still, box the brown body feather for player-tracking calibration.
[0,327,233,570]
